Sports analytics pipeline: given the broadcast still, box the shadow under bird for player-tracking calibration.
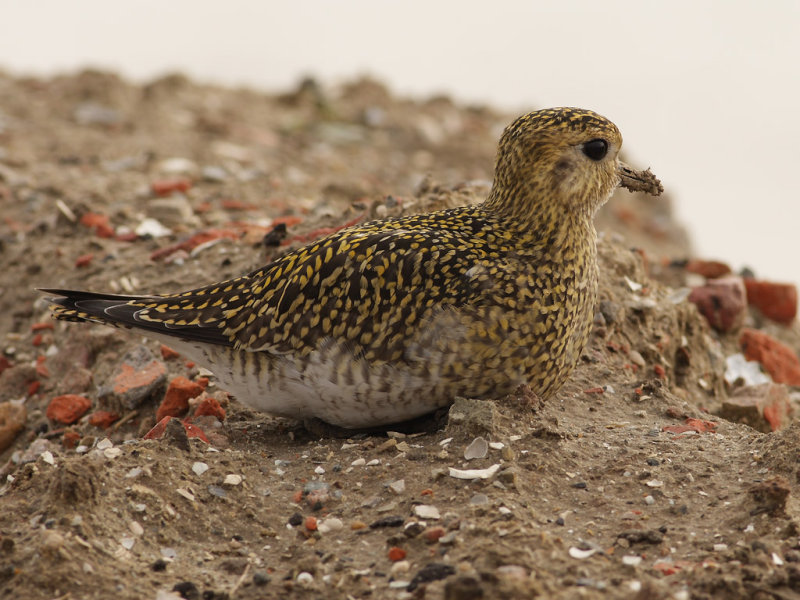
[42,107,663,428]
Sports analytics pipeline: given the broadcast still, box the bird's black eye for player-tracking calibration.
[582,139,608,161]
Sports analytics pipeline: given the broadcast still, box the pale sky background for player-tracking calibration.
[1,1,798,286]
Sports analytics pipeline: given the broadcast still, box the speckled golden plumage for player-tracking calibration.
[43,107,662,427]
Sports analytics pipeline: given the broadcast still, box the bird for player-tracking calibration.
[42,107,662,428]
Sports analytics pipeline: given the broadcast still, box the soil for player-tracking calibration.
[1,69,799,600]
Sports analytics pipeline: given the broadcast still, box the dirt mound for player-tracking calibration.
[0,70,799,599]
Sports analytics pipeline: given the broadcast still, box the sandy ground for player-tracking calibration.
[1,70,800,599]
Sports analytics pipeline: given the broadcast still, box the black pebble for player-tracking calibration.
[172,581,199,600]
[152,559,168,572]
[288,512,304,526]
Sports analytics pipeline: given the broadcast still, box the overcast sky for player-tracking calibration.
[2,0,798,286]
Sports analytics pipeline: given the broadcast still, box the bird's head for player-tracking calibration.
[488,107,662,223]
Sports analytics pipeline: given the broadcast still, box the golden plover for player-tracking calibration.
[43,107,662,427]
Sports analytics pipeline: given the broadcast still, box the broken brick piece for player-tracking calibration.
[743,279,797,325]
[46,394,91,424]
[156,376,205,422]
[740,328,800,386]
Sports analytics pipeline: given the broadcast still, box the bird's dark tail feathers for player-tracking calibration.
[39,288,231,345]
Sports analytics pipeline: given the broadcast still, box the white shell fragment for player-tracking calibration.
[464,437,489,460]
[448,464,501,480]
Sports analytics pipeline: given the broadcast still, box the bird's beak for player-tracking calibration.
[617,161,663,196]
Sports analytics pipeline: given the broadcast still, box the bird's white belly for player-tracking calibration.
[169,338,450,428]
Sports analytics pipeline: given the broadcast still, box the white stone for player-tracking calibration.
[223,474,242,486]
[192,462,209,476]
[414,505,440,520]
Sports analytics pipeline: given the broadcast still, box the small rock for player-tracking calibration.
[740,329,800,386]
[463,437,489,460]
[99,346,167,410]
[87,411,119,429]
[135,218,172,238]
[391,560,410,575]
[388,479,406,494]
[414,505,441,520]
[744,279,797,324]
[407,563,456,592]
[470,493,489,506]
[202,166,228,182]
[688,276,746,332]
[317,518,343,534]
[721,383,792,432]
[423,527,446,543]
[446,397,497,436]
[223,474,242,486]
[157,157,198,176]
[46,394,91,425]
[192,462,209,476]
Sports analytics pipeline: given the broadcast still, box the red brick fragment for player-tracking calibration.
[221,199,257,211]
[743,280,797,325]
[88,410,120,429]
[688,276,746,332]
[304,516,318,531]
[151,177,192,196]
[424,527,446,544]
[27,381,40,395]
[31,322,55,332]
[662,417,717,435]
[653,364,666,379]
[583,387,604,394]
[80,212,115,238]
[160,345,181,360]
[388,547,407,561]
[144,416,208,443]
[113,360,167,397]
[150,228,239,261]
[156,376,205,422]
[686,259,731,279]
[0,356,11,376]
[181,421,208,442]
[721,383,791,432]
[194,396,225,421]
[62,430,81,449]
[739,328,800,386]
[32,333,43,347]
[35,356,50,378]
[75,253,94,268]
[46,394,91,424]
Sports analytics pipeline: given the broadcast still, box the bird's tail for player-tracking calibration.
[39,288,231,345]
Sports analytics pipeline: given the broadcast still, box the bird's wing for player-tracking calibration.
[44,209,513,361]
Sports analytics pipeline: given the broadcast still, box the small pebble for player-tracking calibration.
[391,560,410,574]
[103,447,122,459]
[296,572,313,584]
[192,462,209,476]
[414,505,441,520]
[40,451,55,465]
[314,466,325,474]
[129,521,144,536]
[223,474,242,486]
[644,496,655,505]
[120,537,135,550]
[351,458,366,467]
[253,570,271,586]
[317,518,343,534]
[622,555,642,566]
[388,479,406,494]
[470,493,489,505]
[96,438,113,450]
